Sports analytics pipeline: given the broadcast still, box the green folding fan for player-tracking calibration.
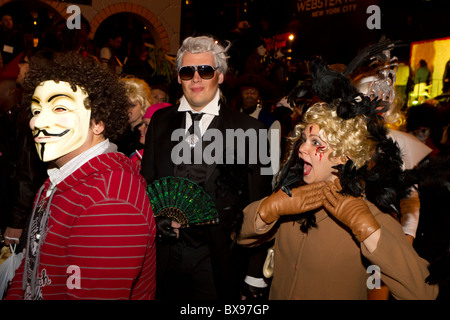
[146,176,219,228]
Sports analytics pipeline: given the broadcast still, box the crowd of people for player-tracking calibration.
[0,11,449,302]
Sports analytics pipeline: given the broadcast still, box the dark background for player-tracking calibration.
[181,0,450,63]
[1,0,449,64]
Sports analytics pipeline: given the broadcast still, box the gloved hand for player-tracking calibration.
[323,179,380,242]
[258,182,326,224]
[399,193,420,215]
[400,192,421,240]
[155,216,181,243]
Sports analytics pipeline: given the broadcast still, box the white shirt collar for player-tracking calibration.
[46,139,111,196]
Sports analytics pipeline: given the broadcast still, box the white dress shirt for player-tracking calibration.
[177,89,221,135]
[46,139,114,197]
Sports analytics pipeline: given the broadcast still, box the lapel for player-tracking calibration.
[203,104,233,185]
[167,103,235,185]
[163,108,186,177]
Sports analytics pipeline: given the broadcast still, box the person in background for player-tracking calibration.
[2,49,50,249]
[232,73,282,298]
[99,32,123,75]
[393,59,411,109]
[412,59,431,104]
[150,84,170,104]
[0,78,15,236]
[414,59,431,86]
[336,40,434,300]
[244,38,267,76]
[406,103,440,157]
[0,13,24,67]
[130,101,172,164]
[115,76,153,157]
[352,54,432,247]
[5,51,156,300]
[226,20,253,77]
[122,42,155,84]
[234,73,281,185]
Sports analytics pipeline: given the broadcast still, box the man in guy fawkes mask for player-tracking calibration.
[4,51,156,300]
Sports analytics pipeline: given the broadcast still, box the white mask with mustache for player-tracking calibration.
[30,80,91,162]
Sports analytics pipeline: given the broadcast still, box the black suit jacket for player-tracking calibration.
[140,101,273,299]
[141,101,272,210]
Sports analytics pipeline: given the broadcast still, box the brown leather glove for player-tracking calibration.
[399,191,420,215]
[259,182,326,224]
[323,179,380,242]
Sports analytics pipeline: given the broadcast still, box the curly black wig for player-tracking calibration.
[22,50,130,141]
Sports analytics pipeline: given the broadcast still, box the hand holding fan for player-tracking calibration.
[146,176,219,228]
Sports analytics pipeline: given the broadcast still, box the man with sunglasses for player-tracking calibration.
[141,36,273,300]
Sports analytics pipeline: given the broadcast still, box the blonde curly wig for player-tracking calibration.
[120,76,153,116]
[289,102,376,169]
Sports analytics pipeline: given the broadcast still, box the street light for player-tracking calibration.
[287,33,294,60]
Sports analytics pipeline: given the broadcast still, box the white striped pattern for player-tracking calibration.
[5,152,156,300]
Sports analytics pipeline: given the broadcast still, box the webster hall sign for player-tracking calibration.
[292,0,381,63]
[296,0,377,18]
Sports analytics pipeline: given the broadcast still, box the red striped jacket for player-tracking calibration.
[5,152,156,300]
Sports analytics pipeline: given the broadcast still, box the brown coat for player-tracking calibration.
[238,198,439,300]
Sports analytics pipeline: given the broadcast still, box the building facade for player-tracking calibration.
[0,0,181,55]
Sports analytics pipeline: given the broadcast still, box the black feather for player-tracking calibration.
[332,159,365,197]
[364,137,407,215]
[343,38,400,77]
[403,155,450,191]
[286,80,313,109]
[274,137,304,195]
[308,56,358,104]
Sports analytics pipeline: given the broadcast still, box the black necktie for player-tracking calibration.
[188,112,203,134]
[187,111,203,148]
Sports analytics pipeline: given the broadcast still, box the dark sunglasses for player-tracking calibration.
[178,65,217,80]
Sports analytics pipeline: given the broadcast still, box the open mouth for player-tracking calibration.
[303,160,312,176]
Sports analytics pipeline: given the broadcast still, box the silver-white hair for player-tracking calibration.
[175,36,231,75]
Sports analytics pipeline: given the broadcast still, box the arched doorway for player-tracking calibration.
[93,11,175,86]
[93,12,155,64]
